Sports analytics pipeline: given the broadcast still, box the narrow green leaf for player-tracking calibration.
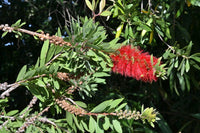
[185,41,193,56]
[185,59,190,72]
[181,62,185,76]
[75,101,87,108]
[107,98,124,112]
[112,120,122,133]
[115,103,127,111]
[73,115,84,132]
[85,0,94,11]
[91,99,113,113]
[99,0,106,13]
[16,65,27,82]
[26,84,44,102]
[177,73,185,91]
[178,58,185,71]
[128,26,134,38]
[46,44,56,63]
[100,10,111,16]
[56,27,62,37]
[92,0,96,10]
[184,74,190,91]
[81,120,89,132]
[12,19,21,27]
[7,110,19,116]
[24,70,36,79]
[174,59,179,68]
[19,22,26,27]
[103,117,110,130]
[115,24,123,38]
[191,113,200,119]
[66,111,73,127]
[93,72,110,77]
[190,56,200,63]
[2,31,8,38]
[89,116,96,133]
[40,40,49,66]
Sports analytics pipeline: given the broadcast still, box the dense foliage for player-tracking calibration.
[1,0,200,132]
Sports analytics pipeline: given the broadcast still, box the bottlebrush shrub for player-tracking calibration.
[110,45,166,82]
[0,18,160,133]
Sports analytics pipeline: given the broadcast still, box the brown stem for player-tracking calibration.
[0,24,71,46]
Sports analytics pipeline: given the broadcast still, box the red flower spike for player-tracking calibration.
[110,45,160,83]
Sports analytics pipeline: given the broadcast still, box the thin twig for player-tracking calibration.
[45,52,63,66]
[0,24,71,46]
[20,96,38,118]
[157,33,175,53]
[0,74,46,99]
[16,106,50,133]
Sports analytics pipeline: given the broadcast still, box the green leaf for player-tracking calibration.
[115,23,124,38]
[185,59,190,72]
[75,101,87,108]
[81,120,89,132]
[103,117,110,130]
[177,73,185,91]
[100,10,111,16]
[115,103,127,111]
[92,0,96,10]
[191,113,200,119]
[184,74,191,91]
[85,0,94,11]
[19,22,26,27]
[66,111,73,127]
[112,120,122,133]
[93,72,110,77]
[7,110,19,116]
[73,115,84,132]
[185,41,193,56]
[16,65,27,81]
[11,19,21,27]
[89,116,96,133]
[91,99,113,113]
[46,44,56,63]
[99,0,106,13]
[24,70,36,79]
[107,98,124,112]
[128,26,134,38]
[2,31,8,38]
[40,40,49,66]
[190,56,200,63]
[26,84,45,102]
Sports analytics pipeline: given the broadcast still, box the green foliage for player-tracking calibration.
[1,0,200,132]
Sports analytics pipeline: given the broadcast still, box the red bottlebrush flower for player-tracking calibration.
[110,45,160,83]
